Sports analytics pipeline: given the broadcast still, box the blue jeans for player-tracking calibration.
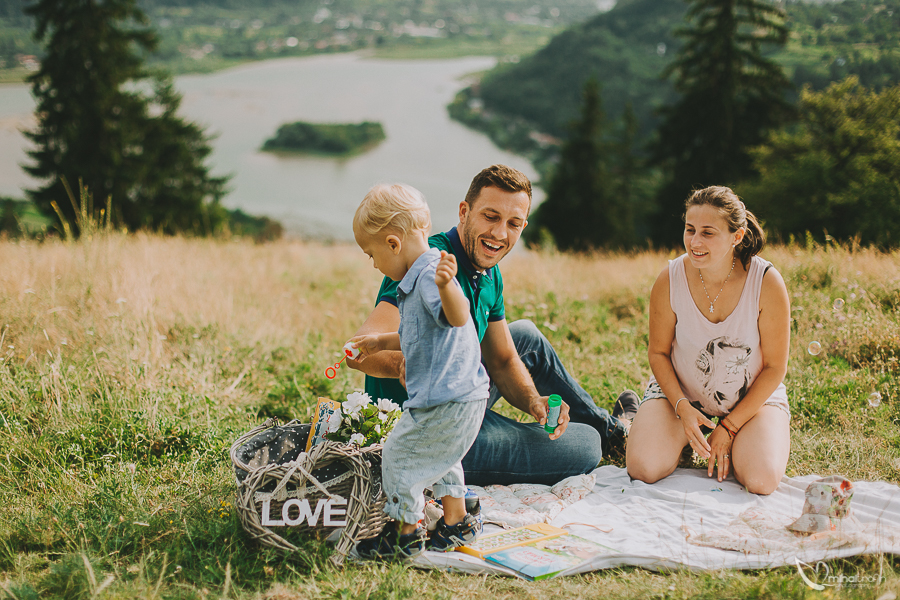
[462,320,625,486]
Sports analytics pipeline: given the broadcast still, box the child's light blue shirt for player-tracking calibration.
[396,248,490,409]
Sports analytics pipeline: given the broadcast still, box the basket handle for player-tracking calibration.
[270,453,341,503]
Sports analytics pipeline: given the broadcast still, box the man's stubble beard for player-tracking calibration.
[461,221,507,272]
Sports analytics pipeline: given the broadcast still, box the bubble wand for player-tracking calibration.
[325,343,362,379]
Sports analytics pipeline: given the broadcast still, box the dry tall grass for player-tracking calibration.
[0,234,375,359]
[2,234,899,442]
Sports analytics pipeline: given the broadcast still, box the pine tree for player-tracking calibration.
[23,0,227,235]
[532,79,631,251]
[1,199,20,238]
[610,102,638,245]
[651,0,793,245]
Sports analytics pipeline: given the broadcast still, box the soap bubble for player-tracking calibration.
[868,391,882,408]
[807,341,822,355]
[833,298,845,311]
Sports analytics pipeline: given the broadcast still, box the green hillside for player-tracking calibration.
[477,0,684,141]
[461,0,900,153]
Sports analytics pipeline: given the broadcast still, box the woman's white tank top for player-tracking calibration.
[650,254,789,417]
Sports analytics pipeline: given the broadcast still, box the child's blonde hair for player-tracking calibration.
[353,183,431,238]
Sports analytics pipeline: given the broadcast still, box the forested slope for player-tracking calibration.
[471,0,900,143]
[479,0,685,140]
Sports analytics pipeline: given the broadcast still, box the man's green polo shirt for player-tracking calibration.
[364,227,506,405]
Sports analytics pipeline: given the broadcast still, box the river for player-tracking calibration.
[0,52,542,239]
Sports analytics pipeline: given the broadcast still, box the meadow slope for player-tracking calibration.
[0,234,897,599]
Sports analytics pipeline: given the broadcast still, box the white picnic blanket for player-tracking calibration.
[468,474,597,528]
[412,466,900,576]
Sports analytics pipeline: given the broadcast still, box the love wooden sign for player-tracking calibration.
[260,498,348,527]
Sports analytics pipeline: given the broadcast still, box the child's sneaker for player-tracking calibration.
[427,514,480,551]
[355,521,426,561]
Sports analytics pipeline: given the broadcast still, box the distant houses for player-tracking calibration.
[15,54,39,71]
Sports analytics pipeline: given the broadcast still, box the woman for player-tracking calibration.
[626,186,791,495]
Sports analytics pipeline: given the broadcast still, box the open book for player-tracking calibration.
[484,532,617,580]
[457,523,617,580]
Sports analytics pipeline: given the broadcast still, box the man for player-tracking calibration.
[348,164,638,485]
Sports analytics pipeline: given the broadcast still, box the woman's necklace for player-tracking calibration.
[698,256,736,313]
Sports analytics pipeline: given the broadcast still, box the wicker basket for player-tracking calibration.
[230,417,390,565]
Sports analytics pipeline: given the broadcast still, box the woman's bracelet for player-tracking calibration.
[720,418,739,438]
[673,397,687,419]
[718,423,735,440]
[723,417,740,433]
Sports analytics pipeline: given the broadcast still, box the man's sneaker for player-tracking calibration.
[355,521,426,561]
[427,514,480,552]
[612,390,640,424]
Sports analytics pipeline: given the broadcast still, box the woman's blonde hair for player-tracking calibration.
[353,183,431,238]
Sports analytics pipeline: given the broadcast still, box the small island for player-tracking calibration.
[262,121,386,156]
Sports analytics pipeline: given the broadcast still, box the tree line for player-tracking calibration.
[530,0,900,251]
[262,121,386,156]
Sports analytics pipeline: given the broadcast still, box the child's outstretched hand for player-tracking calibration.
[435,250,457,288]
[346,335,382,362]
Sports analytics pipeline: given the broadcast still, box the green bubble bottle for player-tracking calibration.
[545,394,562,433]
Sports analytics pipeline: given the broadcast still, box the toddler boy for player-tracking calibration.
[348,183,489,560]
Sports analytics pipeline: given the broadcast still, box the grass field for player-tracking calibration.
[0,234,898,599]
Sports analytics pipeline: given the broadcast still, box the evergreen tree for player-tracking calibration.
[610,102,638,245]
[531,79,627,251]
[23,0,227,235]
[651,0,793,245]
[741,77,900,248]
[1,199,20,238]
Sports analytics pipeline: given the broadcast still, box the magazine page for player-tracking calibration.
[305,397,342,451]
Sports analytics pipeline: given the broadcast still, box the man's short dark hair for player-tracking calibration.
[464,164,532,211]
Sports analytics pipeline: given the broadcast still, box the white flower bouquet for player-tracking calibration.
[325,391,401,447]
